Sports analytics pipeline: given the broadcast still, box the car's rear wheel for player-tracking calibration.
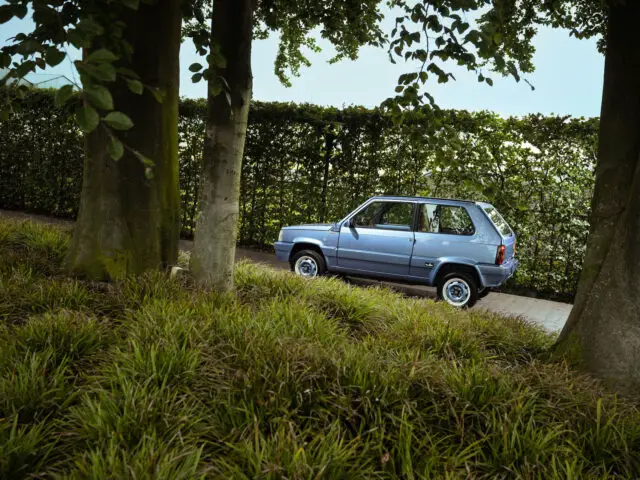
[290,249,327,278]
[437,271,478,308]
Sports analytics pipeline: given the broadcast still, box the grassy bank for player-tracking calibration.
[0,218,639,479]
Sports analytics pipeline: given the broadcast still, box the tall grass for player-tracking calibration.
[1,218,639,479]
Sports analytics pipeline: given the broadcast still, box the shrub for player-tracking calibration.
[0,88,597,298]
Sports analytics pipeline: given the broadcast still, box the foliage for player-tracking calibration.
[184,0,386,93]
[385,0,607,111]
[0,217,639,478]
[0,0,156,158]
[0,89,597,298]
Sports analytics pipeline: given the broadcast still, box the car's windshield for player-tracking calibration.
[483,205,513,236]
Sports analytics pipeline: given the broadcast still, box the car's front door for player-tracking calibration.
[337,200,416,276]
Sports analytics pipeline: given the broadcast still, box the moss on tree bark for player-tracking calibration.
[65,0,182,280]
[556,2,640,395]
[191,0,255,290]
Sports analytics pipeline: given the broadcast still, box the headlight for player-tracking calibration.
[278,229,284,242]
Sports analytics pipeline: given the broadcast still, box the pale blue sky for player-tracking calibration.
[2,7,604,118]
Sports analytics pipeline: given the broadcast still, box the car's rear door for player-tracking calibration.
[410,202,478,281]
[337,200,416,276]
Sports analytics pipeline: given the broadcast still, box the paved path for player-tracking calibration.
[0,209,572,333]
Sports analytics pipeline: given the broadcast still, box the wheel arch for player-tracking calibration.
[289,241,324,262]
[434,262,483,288]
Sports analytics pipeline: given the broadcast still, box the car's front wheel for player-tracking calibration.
[290,249,327,278]
[437,272,478,308]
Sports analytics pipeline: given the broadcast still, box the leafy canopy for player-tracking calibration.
[385,0,607,112]
[1,0,608,129]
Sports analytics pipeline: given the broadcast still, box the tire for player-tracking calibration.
[437,271,478,308]
[478,287,491,299]
[290,249,327,278]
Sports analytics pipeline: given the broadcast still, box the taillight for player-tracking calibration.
[495,245,506,265]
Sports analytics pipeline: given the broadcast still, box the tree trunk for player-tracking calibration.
[191,0,254,290]
[556,3,640,395]
[65,0,182,280]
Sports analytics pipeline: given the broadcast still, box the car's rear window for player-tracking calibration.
[483,206,513,236]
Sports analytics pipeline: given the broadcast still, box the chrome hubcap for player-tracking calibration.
[294,256,318,277]
[443,278,471,307]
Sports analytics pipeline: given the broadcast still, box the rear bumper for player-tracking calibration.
[478,258,518,288]
[274,241,293,263]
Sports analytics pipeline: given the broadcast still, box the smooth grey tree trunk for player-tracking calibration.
[65,0,182,280]
[191,0,255,290]
[556,2,640,395]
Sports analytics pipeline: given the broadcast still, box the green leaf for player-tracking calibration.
[0,109,9,121]
[133,150,155,167]
[77,18,104,36]
[191,73,203,83]
[10,4,27,19]
[212,54,227,69]
[14,61,36,77]
[209,80,223,97]
[55,85,74,107]
[17,39,42,55]
[116,67,140,79]
[76,61,116,82]
[76,105,100,133]
[485,77,494,86]
[45,47,66,67]
[84,84,113,110]
[87,49,118,63]
[67,30,90,49]
[0,53,10,69]
[189,63,203,72]
[0,5,13,24]
[126,79,143,95]
[104,111,133,131]
[149,87,165,103]
[108,136,124,160]
[121,0,139,9]
[93,63,117,82]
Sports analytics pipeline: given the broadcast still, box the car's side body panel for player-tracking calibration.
[336,225,415,275]
[274,195,519,290]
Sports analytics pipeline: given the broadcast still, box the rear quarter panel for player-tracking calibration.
[410,204,502,284]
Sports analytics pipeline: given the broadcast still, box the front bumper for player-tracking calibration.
[274,241,294,263]
[478,258,518,288]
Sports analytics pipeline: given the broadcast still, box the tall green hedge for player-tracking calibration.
[0,89,598,299]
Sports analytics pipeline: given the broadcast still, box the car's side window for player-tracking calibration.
[418,204,475,235]
[352,201,415,231]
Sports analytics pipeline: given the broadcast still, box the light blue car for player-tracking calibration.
[275,196,518,308]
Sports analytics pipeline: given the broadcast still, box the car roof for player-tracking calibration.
[370,195,481,207]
